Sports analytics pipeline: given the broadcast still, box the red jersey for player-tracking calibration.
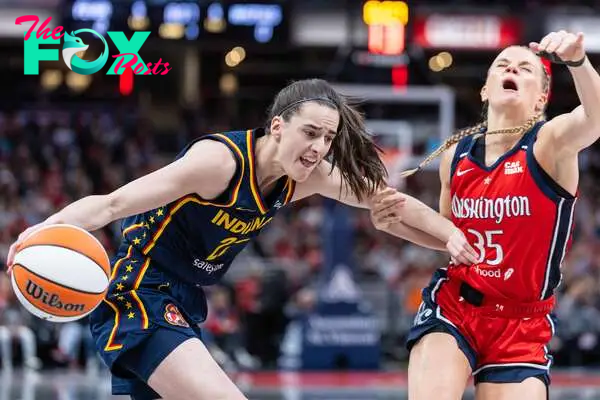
[447,123,577,302]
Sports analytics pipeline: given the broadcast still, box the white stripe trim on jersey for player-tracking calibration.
[430,276,445,303]
[459,152,469,158]
[430,276,458,328]
[473,319,554,376]
[556,198,577,288]
[540,198,565,299]
[472,359,551,376]
[546,314,556,336]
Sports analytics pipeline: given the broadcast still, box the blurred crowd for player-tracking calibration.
[1,107,600,373]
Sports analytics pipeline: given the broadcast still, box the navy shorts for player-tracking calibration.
[114,328,194,399]
[90,243,208,398]
[406,269,554,389]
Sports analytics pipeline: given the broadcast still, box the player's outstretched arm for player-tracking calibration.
[292,160,361,207]
[293,159,476,263]
[369,188,478,265]
[50,140,235,229]
[369,192,446,251]
[292,160,394,208]
[532,31,600,153]
[6,140,236,268]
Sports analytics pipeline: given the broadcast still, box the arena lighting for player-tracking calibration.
[413,15,521,50]
[437,51,453,68]
[391,65,407,88]
[429,55,443,72]
[205,2,226,33]
[128,15,150,30]
[368,24,405,55]
[129,1,149,30]
[159,22,185,39]
[71,0,113,34]
[232,46,246,61]
[363,0,408,56]
[220,73,238,95]
[225,46,246,67]
[119,67,134,96]
[363,0,409,26]
[228,3,282,43]
[41,69,63,91]
[66,71,91,92]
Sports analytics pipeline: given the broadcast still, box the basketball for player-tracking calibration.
[10,224,111,323]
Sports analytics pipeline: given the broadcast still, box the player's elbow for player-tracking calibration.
[106,191,125,222]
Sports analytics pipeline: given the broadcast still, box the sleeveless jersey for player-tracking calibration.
[118,129,295,286]
[448,122,577,302]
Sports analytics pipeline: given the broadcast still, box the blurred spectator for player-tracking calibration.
[205,285,258,370]
[51,317,99,374]
[0,274,41,371]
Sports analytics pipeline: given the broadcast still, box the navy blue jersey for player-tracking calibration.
[117,128,295,285]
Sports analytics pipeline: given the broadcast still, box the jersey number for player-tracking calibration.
[467,229,504,266]
[207,237,250,261]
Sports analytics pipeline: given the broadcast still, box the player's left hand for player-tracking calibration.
[530,31,586,64]
[6,221,51,275]
[369,187,406,230]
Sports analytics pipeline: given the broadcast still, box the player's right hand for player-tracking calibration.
[446,228,479,265]
[6,221,51,275]
[369,187,406,230]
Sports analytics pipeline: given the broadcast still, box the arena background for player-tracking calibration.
[2,0,600,398]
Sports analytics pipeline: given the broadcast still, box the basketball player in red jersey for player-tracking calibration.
[372,31,600,399]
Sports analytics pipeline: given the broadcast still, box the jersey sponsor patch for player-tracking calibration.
[164,303,190,327]
[504,161,524,175]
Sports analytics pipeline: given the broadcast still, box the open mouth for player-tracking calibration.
[300,156,317,168]
[502,78,518,92]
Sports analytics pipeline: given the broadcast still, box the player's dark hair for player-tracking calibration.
[400,47,551,177]
[266,79,387,201]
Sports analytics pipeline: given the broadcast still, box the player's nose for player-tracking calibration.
[504,65,519,75]
[310,136,327,155]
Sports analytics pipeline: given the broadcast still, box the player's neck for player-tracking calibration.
[485,107,533,146]
[254,135,286,190]
[484,108,535,150]
[486,109,529,134]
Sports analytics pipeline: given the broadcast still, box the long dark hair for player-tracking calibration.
[266,79,387,201]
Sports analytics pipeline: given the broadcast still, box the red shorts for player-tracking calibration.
[407,268,556,385]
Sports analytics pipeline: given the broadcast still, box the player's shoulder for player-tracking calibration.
[439,142,460,178]
[184,137,238,180]
[441,142,459,164]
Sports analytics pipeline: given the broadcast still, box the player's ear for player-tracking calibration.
[480,85,488,103]
[535,92,548,113]
[270,116,283,142]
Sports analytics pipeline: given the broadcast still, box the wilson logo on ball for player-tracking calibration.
[25,280,86,313]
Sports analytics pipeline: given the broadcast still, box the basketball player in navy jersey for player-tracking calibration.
[6,79,477,400]
[372,32,600,399]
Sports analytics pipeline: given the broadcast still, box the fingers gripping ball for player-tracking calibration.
[10,224,110,322]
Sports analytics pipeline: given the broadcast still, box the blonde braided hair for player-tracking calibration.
[400,47,551,178]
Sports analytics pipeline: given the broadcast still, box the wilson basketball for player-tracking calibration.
[10,224,110,322]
